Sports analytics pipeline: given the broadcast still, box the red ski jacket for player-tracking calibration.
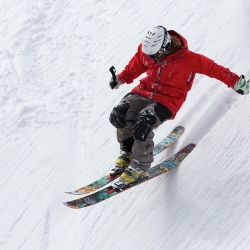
[118,30,239,118]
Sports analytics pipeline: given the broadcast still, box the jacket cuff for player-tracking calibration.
[117,73,127,84]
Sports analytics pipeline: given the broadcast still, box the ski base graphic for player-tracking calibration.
[63,143,196,209]
[65,126,184,195]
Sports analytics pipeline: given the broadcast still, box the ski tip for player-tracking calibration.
[185,143,196,151]
[65,191,85,195]
[63,201,79,209]
[63,202,71,208]
[177,125,185,130]
[65,186,101,195]
[65,191,84,195]
[173,125,185,132]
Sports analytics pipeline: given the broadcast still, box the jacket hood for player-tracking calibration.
[168,30,188,50]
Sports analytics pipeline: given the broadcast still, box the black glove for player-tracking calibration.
[109,66,123,89]
[109,75,123,89]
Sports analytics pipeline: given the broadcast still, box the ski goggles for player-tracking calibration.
[148,49,166,59]
[148,31,171,59]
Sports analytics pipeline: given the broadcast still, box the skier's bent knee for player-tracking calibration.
[133,111,156,142]
[109,100,130,128]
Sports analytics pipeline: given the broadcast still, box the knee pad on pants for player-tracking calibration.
[109,100,130,128]
[133,110,156,142]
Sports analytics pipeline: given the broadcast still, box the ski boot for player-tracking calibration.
[110,151,132,176]
[112,166,148,189]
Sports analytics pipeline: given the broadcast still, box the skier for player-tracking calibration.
[109,26,249,189]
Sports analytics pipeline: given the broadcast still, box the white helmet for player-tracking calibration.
[142,26,171,55]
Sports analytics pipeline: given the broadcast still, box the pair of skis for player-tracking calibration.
[63,126,196,209]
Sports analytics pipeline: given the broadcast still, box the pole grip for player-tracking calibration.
[109,66,116,82]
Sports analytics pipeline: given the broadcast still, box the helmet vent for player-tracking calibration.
[142,26,170,55]
[148,31,155,35]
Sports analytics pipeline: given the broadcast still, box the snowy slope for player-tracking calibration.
[1,0,250,249]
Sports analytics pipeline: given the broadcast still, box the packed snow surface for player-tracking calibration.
[1,0,250,249]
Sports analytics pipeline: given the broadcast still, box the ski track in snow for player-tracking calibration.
[1,0,250,249]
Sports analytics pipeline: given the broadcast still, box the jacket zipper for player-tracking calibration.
[157,64,163,83]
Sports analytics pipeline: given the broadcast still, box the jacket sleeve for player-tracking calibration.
[118,44,148,84]
[184,51,240,88]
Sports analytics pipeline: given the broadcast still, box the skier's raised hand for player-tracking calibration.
[109,75,123,89]
[109,66,123,89]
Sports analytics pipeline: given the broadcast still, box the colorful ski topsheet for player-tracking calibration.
[65,126,184,195]
[152,126,184,155]
[63,143,196,209]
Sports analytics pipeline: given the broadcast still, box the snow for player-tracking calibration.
[1,0,250,249]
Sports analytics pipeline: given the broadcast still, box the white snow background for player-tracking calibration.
[1,0,250,249]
